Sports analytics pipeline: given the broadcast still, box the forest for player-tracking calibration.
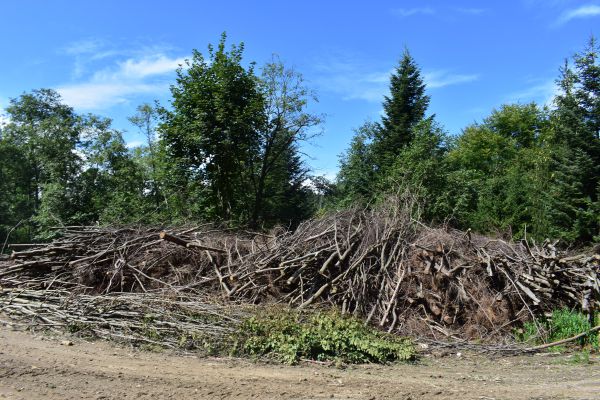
[0,33,599,247]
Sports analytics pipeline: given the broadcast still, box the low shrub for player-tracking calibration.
[234,308,415,365]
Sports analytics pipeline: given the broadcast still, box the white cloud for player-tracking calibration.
[507,79,560,106]
[328,73,390,102]
[556,4,600,24]
[97,55,186,80]
[314,57,479,103]
[58,82,159,109]
[424,71,480,89]
[391,7,435,17]
[312,57,391,102]
[56,53,186,110]
[392,6,487,19]
[63,38,105,55]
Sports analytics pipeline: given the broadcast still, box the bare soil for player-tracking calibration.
[0,326,599,400]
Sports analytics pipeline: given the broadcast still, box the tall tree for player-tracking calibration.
[251,57,322,226]
[371,49,430,172]
[336,49,431,205]
[1,89,82,238]
[158,33,265,222]
[0,129,30,243]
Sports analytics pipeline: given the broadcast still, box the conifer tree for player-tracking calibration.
[371,49,430,172]
[549,37,600,242]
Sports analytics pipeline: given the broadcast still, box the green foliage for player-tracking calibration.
[128,103,163,211]
[384,119,450,222]
[443,103,553,239]
[336,122,377,206]
[235,309,415,365]
[333,38,599,245]
[158,33,265,222]
[0,89,157,244]
[1,36,599,247]
[157,35,319,227]
[516,309,599,350]
[548,309,598,349]
[0,89,84,240]
[251,56,321,227]
[547,36,600,243]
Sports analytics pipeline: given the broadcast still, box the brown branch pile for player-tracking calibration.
[2,198,599,341]
[0,288,246,349]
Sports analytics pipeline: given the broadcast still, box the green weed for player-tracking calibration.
[233,308,415,365]
[515,309,599,351]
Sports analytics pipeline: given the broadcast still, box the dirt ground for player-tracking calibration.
[0,326,599,400]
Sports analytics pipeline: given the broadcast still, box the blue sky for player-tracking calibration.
[1,1,599,179]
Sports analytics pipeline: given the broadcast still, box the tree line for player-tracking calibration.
[0,34,321,243]
[0,34,598,245]
[336,38,599,244]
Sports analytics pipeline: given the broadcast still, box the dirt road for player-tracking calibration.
[0,326,599,400]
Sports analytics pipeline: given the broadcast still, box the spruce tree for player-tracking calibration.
[549,37,600,242]
[372,49,430,172]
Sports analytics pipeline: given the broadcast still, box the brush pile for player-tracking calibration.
[1,197,599,344]
[0,288,246,349]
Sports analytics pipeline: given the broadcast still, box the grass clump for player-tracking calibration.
[516,309,599,351]
[234,308,415,365]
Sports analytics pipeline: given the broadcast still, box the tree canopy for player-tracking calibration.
[1,35,598,246]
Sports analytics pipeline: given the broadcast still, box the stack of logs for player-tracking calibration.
[1,201,599,340]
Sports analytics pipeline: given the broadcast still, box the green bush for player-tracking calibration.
[234,309,415,365]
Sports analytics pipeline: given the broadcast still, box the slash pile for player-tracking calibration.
[1,198,599,344]
[0,288,246,349]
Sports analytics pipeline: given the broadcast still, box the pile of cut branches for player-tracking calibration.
[1,197,599,342]
[0,288,246,351]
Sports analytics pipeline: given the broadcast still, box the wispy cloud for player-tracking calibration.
[56,52,186,110]
[313,63,391,102]
[391,7,435,17]
[556,4,600,24]
[522,0,580,9]
[63,38,105,55]
[391,6,488,19]
[507,79,559,106]
[313,57,479,103]
[61,38,123,79]
[456,7,487,15]
[424,71,480,89]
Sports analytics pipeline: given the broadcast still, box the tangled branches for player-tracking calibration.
[1,197,599,342]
